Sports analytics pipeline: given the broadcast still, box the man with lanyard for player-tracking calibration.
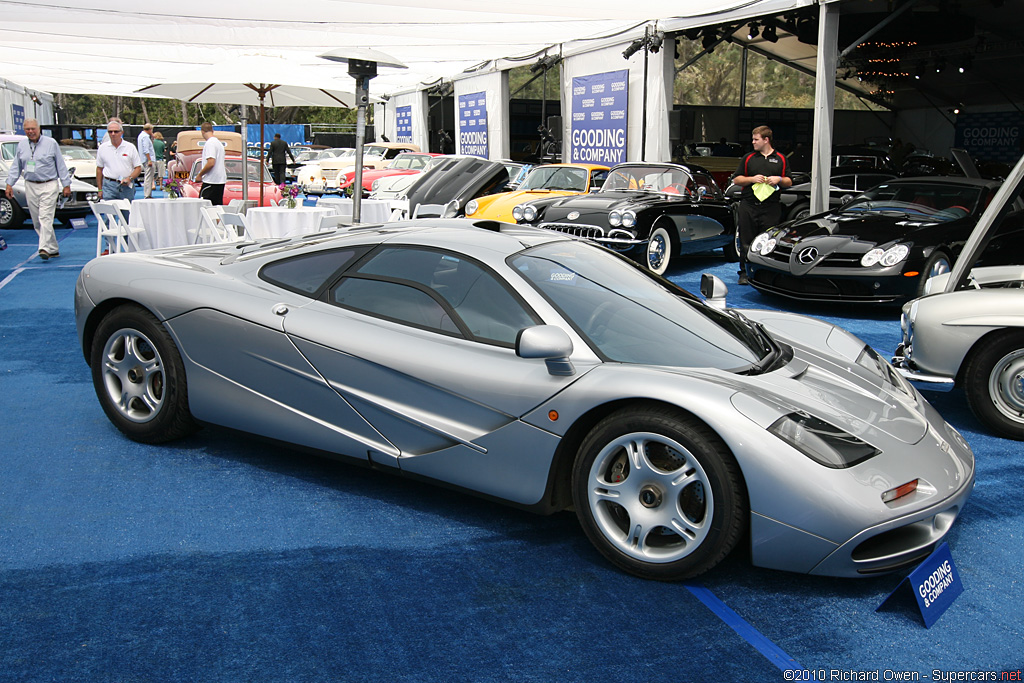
[195,122,226,206]
[95,119,142,204]
[138,123,156,198]
[4,118,72,260]
[731,125,791,285]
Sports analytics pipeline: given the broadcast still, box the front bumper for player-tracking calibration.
[747,262,920,303]
[891,343,955,392]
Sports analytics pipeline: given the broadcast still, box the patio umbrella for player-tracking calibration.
[137,55,358,205]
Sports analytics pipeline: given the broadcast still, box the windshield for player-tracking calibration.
[61,146,94,160]
[602,165,692,195]
[388,154,431,170]
[520,166,590,192]
[841,181,984,222]
[511,242,773,369]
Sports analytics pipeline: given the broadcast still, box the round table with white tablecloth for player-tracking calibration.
[315,196,394,224]
[245,206,335,239]
[127,197,212,250]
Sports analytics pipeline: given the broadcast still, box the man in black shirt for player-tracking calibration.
[268,134,295,186]
[731,125,792,284]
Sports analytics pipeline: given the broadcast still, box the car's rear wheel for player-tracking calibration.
[572,406,746,580]
[646,225,673,276]
[0,195,26,229]
[963,330,1024,441]
[91,304,198,444]
[917,250,951,297]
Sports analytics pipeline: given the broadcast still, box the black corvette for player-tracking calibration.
[512,162,735,275]
[745,176,1023,304]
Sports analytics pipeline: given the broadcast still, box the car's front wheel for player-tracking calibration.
[91,304,198,443]
[572,406,746,580]
[646,224,673,276]
[917,250,951,297]
[0,195,26,229]
[963,330,1024,440]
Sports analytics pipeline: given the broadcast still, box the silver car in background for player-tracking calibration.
[75,219,973,580]
[893,153,1024,440]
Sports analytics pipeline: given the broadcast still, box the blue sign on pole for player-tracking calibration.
[877,542,964,628]
[569,70,628,165]
[12,104,26,134]
[396,106,413,143]
[458,92,488,158]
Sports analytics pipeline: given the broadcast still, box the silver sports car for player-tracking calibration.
[75,220,974,580]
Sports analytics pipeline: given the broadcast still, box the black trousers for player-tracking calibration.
[736,200,782,269]
[200,183,225,206]
[272,163,286,186]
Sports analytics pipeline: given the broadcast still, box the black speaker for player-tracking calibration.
[547,116,562,141]
[668,109,682,141]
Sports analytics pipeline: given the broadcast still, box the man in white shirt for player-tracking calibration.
[195,121,226,205]
[95,118,142,203]
[137,123,156,198]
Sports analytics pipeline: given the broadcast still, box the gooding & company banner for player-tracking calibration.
[458,92,488,158]
[570,70,628,165]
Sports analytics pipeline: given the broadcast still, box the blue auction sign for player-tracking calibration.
[246,124,306,148]
[458,92,488,158]
[570,69,628,165]
[396,106,413,143]
[12,104,25,134]
[954,112,1024,164]
[877,542,963,628]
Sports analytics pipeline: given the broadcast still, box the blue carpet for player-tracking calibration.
[0,225,1020,681]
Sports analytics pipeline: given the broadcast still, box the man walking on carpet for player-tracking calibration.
[4,118,72,260]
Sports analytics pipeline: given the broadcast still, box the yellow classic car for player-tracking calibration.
[464,163,609,223]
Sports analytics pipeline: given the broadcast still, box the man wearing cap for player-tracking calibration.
[3,118,72,260]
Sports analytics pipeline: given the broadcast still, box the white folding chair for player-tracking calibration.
[91,201,145,257]
[317,213,353,232]
[225,199,256,215]
[411,203,446,218]
[196,206,239,243]
[220,212,253,240]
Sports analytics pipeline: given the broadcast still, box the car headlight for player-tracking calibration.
[466,199,478,215]
[86,192,98,202]
[862,244,909,267]
[371,179,380,191]
[523,205,537,222]
[609,210,622,227]
[750,231,778,255]
[621,210,637,228]
[769,413,879,469]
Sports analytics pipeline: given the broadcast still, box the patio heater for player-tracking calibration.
[318,48,407,223]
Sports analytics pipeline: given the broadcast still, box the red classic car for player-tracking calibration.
[335,152,440,197]
[180,156,282,207]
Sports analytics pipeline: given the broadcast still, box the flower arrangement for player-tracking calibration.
[162,178,183,199]
[280,183,301,208]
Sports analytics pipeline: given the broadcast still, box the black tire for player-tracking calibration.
[0,195,26,229]
[963,330,1024,441]
[645,224,673,276]
[917,250,951,297]
[572,405,746,580]
[787,203,810,222]
[90,304,198,444]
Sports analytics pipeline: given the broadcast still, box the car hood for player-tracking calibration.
[405,157,509,215]
[781,212,959,245]
[735,308,930,445]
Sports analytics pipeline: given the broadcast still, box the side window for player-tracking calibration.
[331,247,539,345]
[590,169,609,190]
[260,248,364,296]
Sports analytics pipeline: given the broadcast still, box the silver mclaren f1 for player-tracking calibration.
[75,219,974,580]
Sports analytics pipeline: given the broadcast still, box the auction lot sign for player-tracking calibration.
[570,69,628,165]
[396,105,413,143]
[954,112,1023,164]
[458,92,488,158]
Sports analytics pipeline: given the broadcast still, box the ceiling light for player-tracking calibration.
[762,23,778,43]
[747,23,759,40]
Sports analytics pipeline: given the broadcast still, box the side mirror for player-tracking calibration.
[516,325,575,376]
[697,186,708,201]
[700,273,729,310]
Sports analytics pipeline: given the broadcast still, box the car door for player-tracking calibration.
[279,245,588,502]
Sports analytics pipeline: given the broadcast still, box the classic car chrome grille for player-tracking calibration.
[538,222,605,239]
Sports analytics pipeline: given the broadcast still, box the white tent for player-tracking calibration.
[0,0,810,97]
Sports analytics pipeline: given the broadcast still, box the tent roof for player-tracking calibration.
[1,0,1018,112]
[0,0,807,97]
